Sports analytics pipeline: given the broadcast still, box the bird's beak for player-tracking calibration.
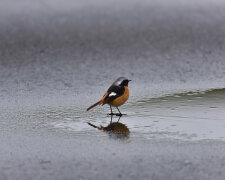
[128,80,132,82]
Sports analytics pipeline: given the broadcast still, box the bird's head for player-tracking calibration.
[113,77,131,87]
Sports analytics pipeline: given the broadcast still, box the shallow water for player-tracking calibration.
[3,89,224,142]
[1,0,225,179]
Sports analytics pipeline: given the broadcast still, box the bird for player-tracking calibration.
[87,77,131,116]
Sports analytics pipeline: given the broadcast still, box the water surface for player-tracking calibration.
[1,0,225,179]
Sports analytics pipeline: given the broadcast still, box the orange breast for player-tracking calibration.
[109,86,129,107]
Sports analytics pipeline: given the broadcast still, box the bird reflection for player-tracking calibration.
[88,115,130,139]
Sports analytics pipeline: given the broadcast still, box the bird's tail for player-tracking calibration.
[87,92,109,111]
[87,101,102,111]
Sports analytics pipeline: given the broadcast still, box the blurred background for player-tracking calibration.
[1,0,225,180]
[1,0,225,109]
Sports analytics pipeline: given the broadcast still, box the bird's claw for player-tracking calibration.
[107,113,126,117]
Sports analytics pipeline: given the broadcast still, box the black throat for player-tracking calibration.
[120,80,129,87]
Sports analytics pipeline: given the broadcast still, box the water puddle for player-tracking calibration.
[49,88,225,141]
[2,89,225,141]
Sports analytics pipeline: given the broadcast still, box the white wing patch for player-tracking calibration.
[108,92,117,97]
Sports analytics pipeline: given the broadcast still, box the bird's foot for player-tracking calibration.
[107,113,126,116]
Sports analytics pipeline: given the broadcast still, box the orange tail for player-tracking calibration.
[87,101,102,111]
[87,92,109,111]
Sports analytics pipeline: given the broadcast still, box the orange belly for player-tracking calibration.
[109,86,129,107]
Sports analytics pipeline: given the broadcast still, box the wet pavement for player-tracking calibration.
[1,0,225,179]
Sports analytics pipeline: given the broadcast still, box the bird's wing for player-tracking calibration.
[102,85,124,104]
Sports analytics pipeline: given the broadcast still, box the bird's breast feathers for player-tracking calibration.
[109,86,129,107]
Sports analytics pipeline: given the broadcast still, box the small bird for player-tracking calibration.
[87,77,131,116]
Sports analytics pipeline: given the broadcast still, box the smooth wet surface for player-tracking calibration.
[1,0,225,179]
[1,89,225,180]
[2,89,225,141]
[15,89,223,141]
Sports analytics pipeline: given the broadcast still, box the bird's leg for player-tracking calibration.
[116,107,121,114]
[107,105,114,116]
[116,107,126,116]
[116,107,122,116]
[110,105,113,114]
